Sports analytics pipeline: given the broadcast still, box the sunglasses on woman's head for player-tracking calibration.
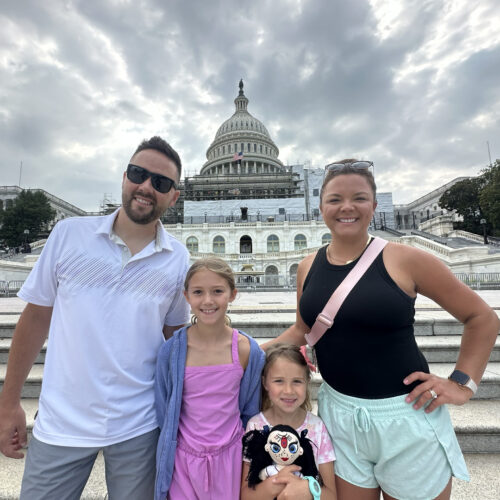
[126,164,177,193]
[325,161,373,172]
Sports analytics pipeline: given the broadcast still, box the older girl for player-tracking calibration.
[155,258,265,500]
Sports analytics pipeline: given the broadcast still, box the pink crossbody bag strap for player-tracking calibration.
[304,237,388,347]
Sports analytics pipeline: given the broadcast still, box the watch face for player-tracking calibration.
[450,370,470,385]
[311,480,321,494]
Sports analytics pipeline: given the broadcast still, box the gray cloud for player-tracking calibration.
[0,0,499,210]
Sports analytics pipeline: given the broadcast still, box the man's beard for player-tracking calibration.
[122,191,164,225]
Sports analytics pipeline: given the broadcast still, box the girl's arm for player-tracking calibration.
[240,462,295,500]
[318,461,337,499]
[261,253,316,351]
[397,246,499,411]
[270,462,336,499]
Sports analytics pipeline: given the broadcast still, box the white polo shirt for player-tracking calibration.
[19,210,190,446]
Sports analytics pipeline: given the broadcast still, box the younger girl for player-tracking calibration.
[154,258,265,500]
[242,344,337,499]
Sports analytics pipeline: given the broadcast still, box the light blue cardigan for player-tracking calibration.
[154,326,265,500]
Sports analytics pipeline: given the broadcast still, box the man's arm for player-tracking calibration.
[0,304,52,458]
[162,324,185,340]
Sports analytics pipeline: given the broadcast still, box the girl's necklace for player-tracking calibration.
[327,235,372,265]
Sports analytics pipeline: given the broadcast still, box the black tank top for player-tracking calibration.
[299,243,429,398]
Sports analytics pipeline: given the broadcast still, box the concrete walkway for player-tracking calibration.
[1,291,500,499]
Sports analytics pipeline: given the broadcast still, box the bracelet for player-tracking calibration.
[303,476,321,500]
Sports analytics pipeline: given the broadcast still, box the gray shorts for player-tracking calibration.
[20,428,159,500]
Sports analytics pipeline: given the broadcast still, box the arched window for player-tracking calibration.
[294,234,307,250]
[265,265,279,286]
[213,236,225,254]
[322,233,332,246]
[186,236,198,253]
[240,235,252,254]
[267,234,279,252]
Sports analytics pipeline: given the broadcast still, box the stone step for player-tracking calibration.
[17,397,500,454]
[308,363,500,401]
[2,312,499,339]
[252,336,500,363]
[416,336,500,362]
[2,362,500,400]
[0,443,499,499]
[3,336,499,366]
[230,316,499,338]
[0,340,47,364]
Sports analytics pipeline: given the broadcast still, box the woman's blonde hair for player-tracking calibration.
[184,258,236,325]
[261,343,312,412]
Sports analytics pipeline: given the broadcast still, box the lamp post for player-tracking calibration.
[23,229,30,253]
[480,219,488,244]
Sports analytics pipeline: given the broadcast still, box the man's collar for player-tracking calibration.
[95,208,173,252]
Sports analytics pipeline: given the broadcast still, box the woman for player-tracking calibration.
[263,160,499,500]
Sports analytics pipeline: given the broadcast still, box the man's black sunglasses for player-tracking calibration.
[126,164,177,193]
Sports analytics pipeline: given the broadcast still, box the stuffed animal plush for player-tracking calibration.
[242,424,319,488]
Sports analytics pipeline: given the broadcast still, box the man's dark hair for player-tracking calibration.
[132,136,182,179]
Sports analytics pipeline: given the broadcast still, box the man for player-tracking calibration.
[0,136,190,499]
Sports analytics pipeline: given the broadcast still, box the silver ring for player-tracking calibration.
[429,389,438,399]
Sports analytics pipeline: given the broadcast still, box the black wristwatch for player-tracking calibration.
[448,369,478,394]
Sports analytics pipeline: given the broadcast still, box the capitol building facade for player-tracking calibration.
[4,82,496,285]
[164,81,395,284]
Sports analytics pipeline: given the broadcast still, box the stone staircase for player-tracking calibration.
[1,294,499,499]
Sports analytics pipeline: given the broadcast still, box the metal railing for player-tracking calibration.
[411,230,449,246]
[454,273,500,290]
[162,212,324,224]
[0,280,25,296]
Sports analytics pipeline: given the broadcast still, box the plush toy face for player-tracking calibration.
[264,430,304,466]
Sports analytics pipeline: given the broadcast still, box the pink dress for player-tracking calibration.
[167,329,244,500]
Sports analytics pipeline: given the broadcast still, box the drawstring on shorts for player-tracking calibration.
[353,406,372,454]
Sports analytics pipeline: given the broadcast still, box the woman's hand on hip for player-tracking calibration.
[403,371,473,413]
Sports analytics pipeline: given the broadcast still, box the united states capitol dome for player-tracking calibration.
[201,80,284,176]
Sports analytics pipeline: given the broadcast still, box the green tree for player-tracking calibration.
[479,160,500,235]
[439,177,486,234]
[0,190,56,247]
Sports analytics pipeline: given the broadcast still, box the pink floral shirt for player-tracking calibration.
[245,411,336,465]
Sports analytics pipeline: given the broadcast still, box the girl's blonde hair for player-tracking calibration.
[184,257,236,291]
[261,343,312,412]
[184,258,236,326]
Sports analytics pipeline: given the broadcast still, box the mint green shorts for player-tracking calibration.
[318,383,469,500]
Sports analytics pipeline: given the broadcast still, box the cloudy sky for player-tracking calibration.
[1,0,499,211]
